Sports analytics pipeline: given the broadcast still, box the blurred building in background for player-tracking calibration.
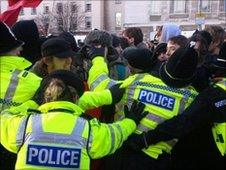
[0,0,225,39]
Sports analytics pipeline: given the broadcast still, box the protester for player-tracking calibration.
[166,35,188,58]
[190,30,213,92]
[122,27,147,49]
[151,43,167,77]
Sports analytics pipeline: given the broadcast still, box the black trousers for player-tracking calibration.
[101,143,171,170]
[0,144,16,170]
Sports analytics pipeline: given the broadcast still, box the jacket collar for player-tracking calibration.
[0,56,32,71]
[38,101,84,116]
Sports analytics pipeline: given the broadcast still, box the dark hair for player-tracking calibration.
[123,27,143,46]
[169,35,188,48]
[205,25,225,47]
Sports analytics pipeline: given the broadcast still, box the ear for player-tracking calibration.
[42,57,51,65]
[130,37,135,43]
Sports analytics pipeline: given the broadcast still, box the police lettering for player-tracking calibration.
[138,89,175,110]
[27,145,81,168]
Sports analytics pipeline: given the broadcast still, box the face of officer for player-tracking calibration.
[43,56,72,74]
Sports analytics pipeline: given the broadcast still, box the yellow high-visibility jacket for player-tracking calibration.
[1,100,137,170]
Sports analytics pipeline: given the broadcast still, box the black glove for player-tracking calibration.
[107,46,119,62]
[127,132,150,152]
[109,83,125,104]
[124,100,148,125]
[87,46,105,60]
[78,45,105,60]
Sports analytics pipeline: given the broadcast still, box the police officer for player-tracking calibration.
[1,70,148,170]
[128,42,226,170]
[0,21,42,170]
[87,44,199,170]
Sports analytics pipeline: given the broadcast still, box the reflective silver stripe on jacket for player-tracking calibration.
[178,89,191,115]
[113,124,124,146]
[106,80,118,89]
[108,125,115,154]
[24,114,88,148]
[90,74,109,90]
[16,116,28,149]
[146,112,166,124]
[1,69,21,111]
[107,124,124,154]
[127,74,146,107]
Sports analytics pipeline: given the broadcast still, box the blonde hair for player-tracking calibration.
[43,78,66,103]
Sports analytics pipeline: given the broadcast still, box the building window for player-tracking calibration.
[200,0,211,13]
[149,1,161,15]
[20,8,24,15]
[43,6,49,14]
[115,0,121,4]
[219,0,226,11]
[31,8,37,15]
[71,3,77,13]
[85,17,92,29]
[115,12,122,28]
[170,0,188,14]
[57,3,63,14]
[85,3,91,12]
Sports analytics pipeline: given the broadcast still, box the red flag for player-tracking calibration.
[0,0,42,27]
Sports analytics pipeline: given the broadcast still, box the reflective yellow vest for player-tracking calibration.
[88,57,119,91]
[212,78,226,156]
[0,56,41,111]
[1,101,137,169]
[119,73,198,159]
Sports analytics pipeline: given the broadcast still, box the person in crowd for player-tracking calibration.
[86,45,198,170]
[1,70,148,170]
[12,20,42,65]
[122,27,147,49]
[127,42,226,170]
[59,31,79,53]
[109,34,130,81]
[30,38,76,78]
[151,43,167,77]
[205,25,225,56]
[190,30,213,92]
[166,35,188,58]
[0,21,42,170]
[159,23,181,43]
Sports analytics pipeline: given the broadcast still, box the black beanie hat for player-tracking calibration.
[153,43,167,59]
[123,47,155,71]
[59,32,79,52]
[11,20,41,63]
[212,42,226,71]
[160,43,198,88]
[45,70,85,97]
[0,21,24,54]
[41,38,76,58]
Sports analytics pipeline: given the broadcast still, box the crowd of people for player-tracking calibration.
[0,20,226,170]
